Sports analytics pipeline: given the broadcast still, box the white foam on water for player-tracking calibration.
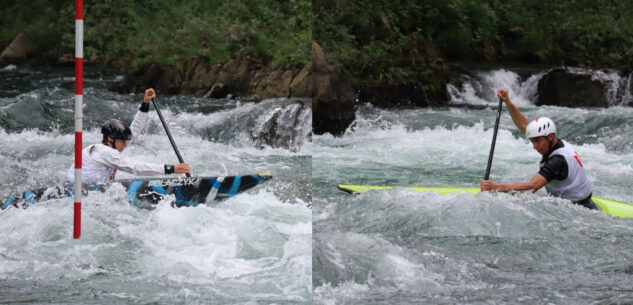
[0,76,312,303]
[314,68,633,303]
[449,67,633,107]
[315,105,633,198]
[313,281,371,305]
[0,186,311,302]
[315,119,539,187]
[449,69,544,107]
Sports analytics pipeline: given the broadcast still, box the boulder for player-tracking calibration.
[245,63,310,99]
[111,55,311,100]
[289,64,311,97]
[359,80,436,108]
[0,33,34,64]
[109,63,183,94]
[357,48,451,108]
[180,56,211,94]
[312,41,356,136]
[251,99,311,152]
[536,68,609,107]
[214,57,251,97]
[249,69,292,98]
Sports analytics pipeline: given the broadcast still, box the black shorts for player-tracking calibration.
[574,193,598,210]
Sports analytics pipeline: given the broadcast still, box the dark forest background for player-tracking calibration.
[3,0,633,89]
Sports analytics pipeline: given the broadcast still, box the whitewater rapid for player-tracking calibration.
[0,66,312,304]
[313,68,633,304]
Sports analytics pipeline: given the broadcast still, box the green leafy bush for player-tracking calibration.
[1,0,311,69]
[314,0,633,81]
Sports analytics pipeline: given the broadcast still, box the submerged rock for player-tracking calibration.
[252,99,312,152]
[536,68,609,107]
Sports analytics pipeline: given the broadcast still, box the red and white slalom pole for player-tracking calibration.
[74,0,83,239]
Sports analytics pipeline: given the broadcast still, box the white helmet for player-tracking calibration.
[525,117,556,138]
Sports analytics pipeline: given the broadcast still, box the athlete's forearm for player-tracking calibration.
[504,99,529,133]
[129,109,148,141]
[494,173,547,193]
[494,181,539,192]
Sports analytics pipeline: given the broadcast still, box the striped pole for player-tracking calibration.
[74,0,83,239]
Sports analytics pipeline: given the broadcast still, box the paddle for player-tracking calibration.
[484,99,503,180]
[151,98,191,177]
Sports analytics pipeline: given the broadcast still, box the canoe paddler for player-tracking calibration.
[65,88,190,183]
[480,89,597,210]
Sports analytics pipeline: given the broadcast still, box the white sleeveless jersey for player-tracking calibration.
[66,110,165,182]
[544,140,592,202]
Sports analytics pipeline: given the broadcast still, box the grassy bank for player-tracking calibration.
[1,0,311,69]
[4,1,632,75]
[313,0,633,82]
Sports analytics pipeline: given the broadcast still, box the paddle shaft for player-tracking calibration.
[151,98,191,177]
[484,99,503,180]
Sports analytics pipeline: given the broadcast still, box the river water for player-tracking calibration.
[4,64,633,304]
[313,67,633,304]
[0,65,312,304]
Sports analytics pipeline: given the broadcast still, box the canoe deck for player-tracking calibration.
[337,184,632,217]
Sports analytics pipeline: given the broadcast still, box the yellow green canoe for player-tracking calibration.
[337,184,633,218]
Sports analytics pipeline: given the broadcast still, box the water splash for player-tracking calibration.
[449,69,544,106]
[314,73,633,303]
[251,99,312,152]
[0,66,312,303]
[449,67,633,107]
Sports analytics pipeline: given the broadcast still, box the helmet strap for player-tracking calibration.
[548,134,556,151]
[549,139,553,151]
[103,137,116,149]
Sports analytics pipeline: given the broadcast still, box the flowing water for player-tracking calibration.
[313,67,633,304]
[0,65,312,304]
[4,63,633,304]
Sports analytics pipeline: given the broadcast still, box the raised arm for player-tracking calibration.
[497,89,529,133]
[129,88,155,141]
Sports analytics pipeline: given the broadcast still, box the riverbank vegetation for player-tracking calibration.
[314,0,633,83]
[1,0,311,69]
[3,1,632,77]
